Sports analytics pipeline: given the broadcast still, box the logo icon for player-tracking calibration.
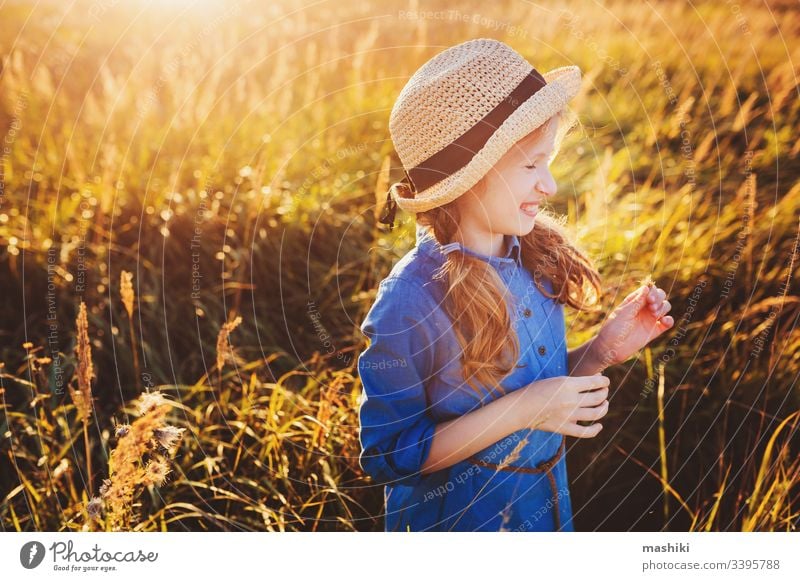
[20,541,46,569]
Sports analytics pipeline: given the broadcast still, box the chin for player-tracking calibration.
[512,220,537,237]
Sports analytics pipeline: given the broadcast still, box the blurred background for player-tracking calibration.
[0,0,798,531]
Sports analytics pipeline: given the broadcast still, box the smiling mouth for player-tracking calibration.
[520,203,539,217]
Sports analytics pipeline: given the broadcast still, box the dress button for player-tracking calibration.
[538,345,547,356]
[523,308,532,318]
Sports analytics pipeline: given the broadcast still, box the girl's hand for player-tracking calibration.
[594,282,674,367]
[515,374,610,438]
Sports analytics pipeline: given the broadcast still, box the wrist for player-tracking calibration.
[507,383,544,432]
[568,335,612,376]
[588,334,615,371]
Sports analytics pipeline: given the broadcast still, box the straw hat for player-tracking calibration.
[379,38,582,230]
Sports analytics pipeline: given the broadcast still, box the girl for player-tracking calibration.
[357,38,674,532]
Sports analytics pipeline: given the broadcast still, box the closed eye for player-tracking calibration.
[524,151,553,170]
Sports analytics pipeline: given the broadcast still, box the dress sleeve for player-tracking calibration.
[357,276,440,487]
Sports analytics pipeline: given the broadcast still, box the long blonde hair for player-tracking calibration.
[392,113,603,399]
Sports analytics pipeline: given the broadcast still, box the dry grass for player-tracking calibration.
[91,390,186,531]
[68,302,94,497]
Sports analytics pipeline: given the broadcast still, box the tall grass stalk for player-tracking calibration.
[120,270,140,385]
[69,302,95,497]
[216,316,243,389]
[656,361,669,524]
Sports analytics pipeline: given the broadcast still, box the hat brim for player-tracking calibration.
[393,65,582,213]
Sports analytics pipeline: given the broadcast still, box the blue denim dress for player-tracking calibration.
[357,224,575,532]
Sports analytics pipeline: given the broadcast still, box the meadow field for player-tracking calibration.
[0,0,798,531]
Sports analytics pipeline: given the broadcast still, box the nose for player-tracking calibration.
[536,169,558,198]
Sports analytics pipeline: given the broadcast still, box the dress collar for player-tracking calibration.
[415,224,522,268]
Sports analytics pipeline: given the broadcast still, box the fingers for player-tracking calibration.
[649,297,671,317]
[573,399,609,422]
[646,286,666,305]
[578,386,608,407]
[619,284,650,307]
[565,422,603,438]
[646,287,673,319]
[623,284,671,319]
[573,373,610,392]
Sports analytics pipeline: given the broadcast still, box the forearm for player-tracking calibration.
[420,388,528,475]
[568,335,611,376]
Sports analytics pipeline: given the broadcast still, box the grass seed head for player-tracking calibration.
[216,315,243,372]
[153,425,186,453]
[120,270,135,318]
[69,302,94,423]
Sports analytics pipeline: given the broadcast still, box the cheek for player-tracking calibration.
[504,174,530,205]
[485,173,527,201]
[482,179,518,213]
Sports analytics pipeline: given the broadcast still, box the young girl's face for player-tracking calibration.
[457,116,559,238]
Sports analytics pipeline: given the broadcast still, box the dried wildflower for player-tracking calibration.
[137,391,167,415]
[153,425,185,453]
[120,270,135,318]
[142,457,171,487]
[94,388,187,530]
[87,497,103,519]
[215,315,243,372]
[22,341,33,350]
[102,391,174,530]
